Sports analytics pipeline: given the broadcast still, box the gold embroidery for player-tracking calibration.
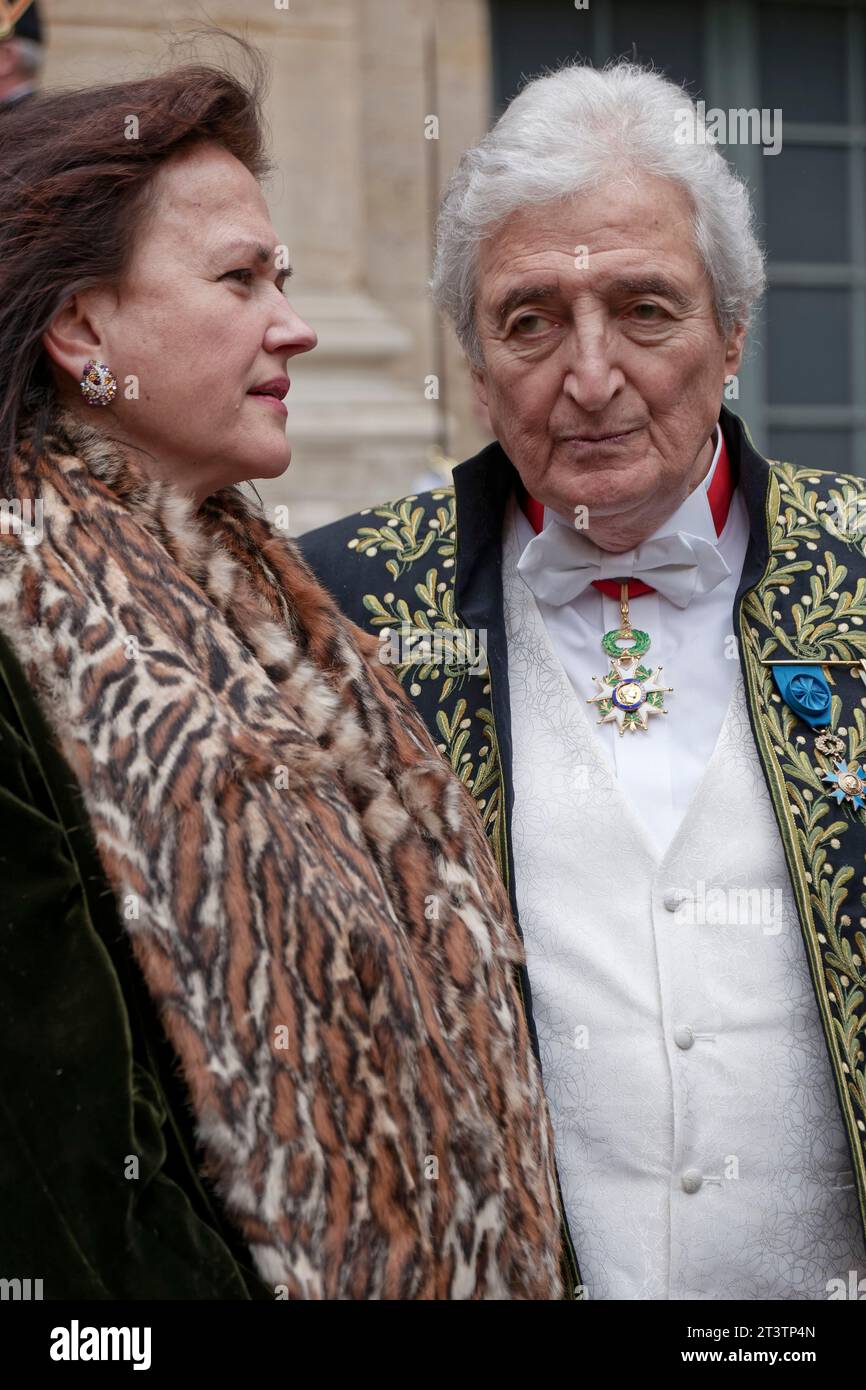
[740,459,866,1232]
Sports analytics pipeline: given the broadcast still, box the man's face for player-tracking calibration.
[471,174,745,551]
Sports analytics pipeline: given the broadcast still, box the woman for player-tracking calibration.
[0,50,563,1299]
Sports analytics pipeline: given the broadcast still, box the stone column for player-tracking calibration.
[432,0,495,466]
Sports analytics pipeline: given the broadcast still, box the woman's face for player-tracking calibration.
[46,141,317,503]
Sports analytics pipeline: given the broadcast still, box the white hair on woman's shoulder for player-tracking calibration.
[431,60,767,365]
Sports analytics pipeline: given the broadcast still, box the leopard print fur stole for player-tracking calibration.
[0,409,563,1299]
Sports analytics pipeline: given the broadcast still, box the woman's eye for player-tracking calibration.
[223,268,289,295]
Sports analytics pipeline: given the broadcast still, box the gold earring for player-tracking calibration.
[79,359,118,407]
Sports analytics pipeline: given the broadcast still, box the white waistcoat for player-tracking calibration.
[501,494,866,1300]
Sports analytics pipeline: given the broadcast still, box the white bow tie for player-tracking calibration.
[516,520,732,609]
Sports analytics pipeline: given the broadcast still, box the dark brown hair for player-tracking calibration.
[0,35,271,487]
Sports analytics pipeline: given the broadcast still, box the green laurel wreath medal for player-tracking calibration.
[587,583,673,735]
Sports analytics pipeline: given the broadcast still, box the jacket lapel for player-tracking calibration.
[725,408,866,1247]
[450,446,585,1294]
[452,443,519,913]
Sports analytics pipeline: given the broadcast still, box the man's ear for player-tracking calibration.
[724,321,747,380]
[41,289,115,391]
[469,361,488,410]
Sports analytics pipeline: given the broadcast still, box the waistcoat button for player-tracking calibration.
[674,1025,695,1050]
[681,1168,703,1194]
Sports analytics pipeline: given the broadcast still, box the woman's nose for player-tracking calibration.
[289,311,317,354]
[268,305,318,356]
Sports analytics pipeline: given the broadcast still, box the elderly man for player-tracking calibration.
[299,61,866,1301]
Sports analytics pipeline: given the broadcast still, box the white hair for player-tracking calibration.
[431,60,767,366]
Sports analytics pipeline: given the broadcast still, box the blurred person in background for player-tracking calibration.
[0,0,42,110]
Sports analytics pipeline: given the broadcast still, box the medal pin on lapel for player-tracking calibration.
[770,662,866,807]
[587,583,673,735]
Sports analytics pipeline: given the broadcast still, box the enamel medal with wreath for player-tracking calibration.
[587,583,673,734]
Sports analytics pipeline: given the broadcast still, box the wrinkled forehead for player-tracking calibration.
[475,174,706,302]
[131,144,274,267]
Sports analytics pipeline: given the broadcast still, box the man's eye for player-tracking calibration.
[630,302,667,321]
[512,314,549,334]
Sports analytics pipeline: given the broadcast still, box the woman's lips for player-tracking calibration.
[248,392,288,417]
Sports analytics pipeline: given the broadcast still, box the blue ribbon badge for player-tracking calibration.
[770,664,832,728]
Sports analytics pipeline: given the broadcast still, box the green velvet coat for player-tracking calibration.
[0,625,272,1300]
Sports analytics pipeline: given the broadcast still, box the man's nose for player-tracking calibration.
[561,328,625,412]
